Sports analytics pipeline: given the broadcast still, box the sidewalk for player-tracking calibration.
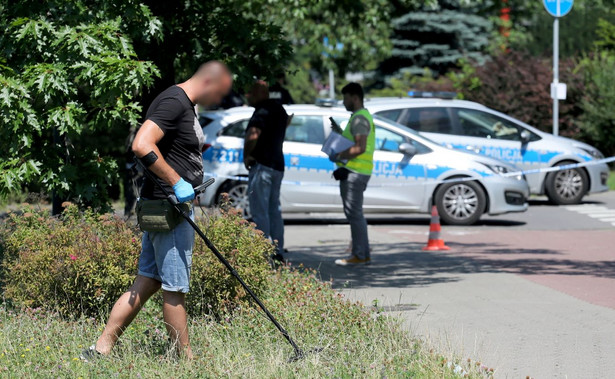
[285,224,615,378]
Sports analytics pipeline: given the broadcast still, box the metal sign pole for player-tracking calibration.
[329,69,335,99]
[322,36,343,100]
[553,14,559,136]
[545,0,573,136]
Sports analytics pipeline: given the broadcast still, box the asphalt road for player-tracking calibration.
[284,191,615,231]
[283,191,615,378]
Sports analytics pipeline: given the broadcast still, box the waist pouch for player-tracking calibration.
[333,167,350,181]
[136,199,191,232]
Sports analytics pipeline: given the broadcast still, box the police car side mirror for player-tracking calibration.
[520,130,531,144]
[399,143,417,156]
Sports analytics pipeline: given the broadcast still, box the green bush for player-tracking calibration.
[577,52,615,157]
[188,200,274,315]
[0,202,274,318]
[0,203,140,317]
[368,69,456,98]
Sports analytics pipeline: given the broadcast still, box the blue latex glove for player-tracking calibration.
[172,178,195,203]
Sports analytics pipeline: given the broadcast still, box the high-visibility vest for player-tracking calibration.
[337,108,375,175]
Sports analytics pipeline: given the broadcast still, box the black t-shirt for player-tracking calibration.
[140,85,205,199]
[268,83,294,105]
[248,99,289,172]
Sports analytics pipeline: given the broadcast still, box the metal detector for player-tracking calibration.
[134,158,311,362]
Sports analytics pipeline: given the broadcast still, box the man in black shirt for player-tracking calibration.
[85,61,232,361]
[269,72,294,105]
[244,81,291,263]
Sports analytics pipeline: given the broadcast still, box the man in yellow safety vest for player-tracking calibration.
[330,82,375,266]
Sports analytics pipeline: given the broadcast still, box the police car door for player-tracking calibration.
[281,115,336,211]
[364,123,429,212]
[448,108,540,183]
[402,107,539,181]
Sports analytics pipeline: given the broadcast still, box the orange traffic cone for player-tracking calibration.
[423,205,450,251]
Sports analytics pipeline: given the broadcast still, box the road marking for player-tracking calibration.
[572,207,609,213]
[587,212,615,218]
[564,204,615,228]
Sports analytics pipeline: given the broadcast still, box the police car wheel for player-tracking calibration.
[435,181,486,225]
[545,164,588,205]
[217,180,251,219]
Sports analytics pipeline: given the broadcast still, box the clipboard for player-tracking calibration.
[321,132,354,160]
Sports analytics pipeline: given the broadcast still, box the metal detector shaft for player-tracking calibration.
[135,158,303,357]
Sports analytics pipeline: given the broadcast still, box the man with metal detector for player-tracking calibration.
[81,61,233,360]
[330,82,375,266]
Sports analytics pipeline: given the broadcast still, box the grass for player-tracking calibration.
[609,170,615,191]
[0,200,494,378]
[0,269,492,378]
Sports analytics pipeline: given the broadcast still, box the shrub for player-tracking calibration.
[0,204,140,317]
[577,52,615,157]
[369,69,456,98]
[188,200,274,315]
[450,51,585,138]
[0,201,274,318]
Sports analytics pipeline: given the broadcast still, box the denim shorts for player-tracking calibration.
[137,207,194,293]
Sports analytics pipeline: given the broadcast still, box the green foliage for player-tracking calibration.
[0,5,160,210]
[0,202,274,318]
[0,1,297,212]
[595,14,615,51]
[246,0,423,75]
[0,204,140,317]
[448,58,482,94]
[241,0,440,86]
[188,200,274,315]
[577,52,615,156]
[368,69,455,98]
[506,0,615,58]
[486,12,534,56]
[139,1,293,90]
[285,61,320,104]
[380,2,492,77]
[0,268,492,378]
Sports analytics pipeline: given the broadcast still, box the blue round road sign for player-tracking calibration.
[543,0,574,17]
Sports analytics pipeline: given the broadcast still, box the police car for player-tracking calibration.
[359,93,610,205]
[197,105,529,225]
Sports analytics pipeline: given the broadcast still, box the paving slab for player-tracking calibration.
[285,222,615,378]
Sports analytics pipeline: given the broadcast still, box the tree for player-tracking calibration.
[595,14,615,51]
[502,0,615,58]
[0,0,295,213]
[134,1,292,97]
[245,0,436,76]
[0,2,160,212]
[576,16,615,157]
[368,69,455,98]
[241,0,439,102]
[379,0,493,78]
